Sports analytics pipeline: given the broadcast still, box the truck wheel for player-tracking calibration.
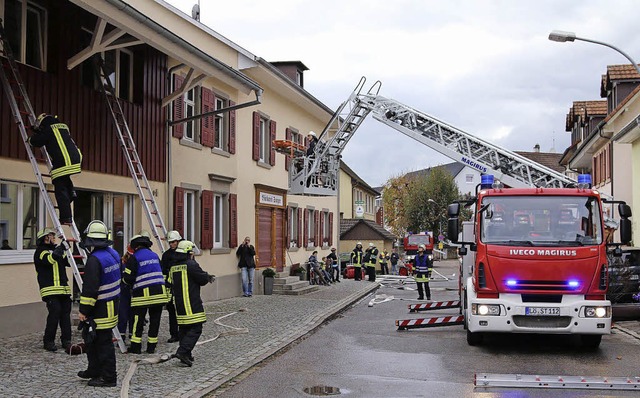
[580,334,602,349]
[467,329,483,346]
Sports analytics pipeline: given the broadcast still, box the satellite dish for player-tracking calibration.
[192,4,200,21]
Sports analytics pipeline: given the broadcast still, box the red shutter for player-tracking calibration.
[285,207,290,248]
[229,100,236,154]
[269,120,276,166]
[173,187,185,238]
[200,190,213,250]
[303,210,308,248]
[329,212,334,246]
[252,112,260,161]
[172,75,184,139]
[285,128,291,171]
[304,136,309,147]
[201,87,214,148]
[314,210,319,246]
[298,209,303,247]
[229,193,238,248]
[319,211,325,247]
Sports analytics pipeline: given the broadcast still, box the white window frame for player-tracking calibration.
[466,174,474,183]
[0,181,44,264]
[213,193,223,249]
[322,211,330,247]
[183,190,196,242]
[259,117,270,163]
[214,96,228,151]
[3,0,48,70]
[288,206,299,248]
[100,48,133,101]
[184,87,197,141]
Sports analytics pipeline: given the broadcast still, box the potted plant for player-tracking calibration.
[262,268,276,295]
[292,266,306,281]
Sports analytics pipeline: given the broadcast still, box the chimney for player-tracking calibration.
[534,144,540,153]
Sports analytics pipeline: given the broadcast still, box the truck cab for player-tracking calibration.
[448,175,632,348]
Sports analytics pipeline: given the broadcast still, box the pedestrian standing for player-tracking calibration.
[327,247,340,282]
[122,231,169,354]
[414,244,433,301]
[236,236,256,297]
[34,228,72,352]
[390,249,400,275]
[379,249,389,275]
[169,240,215,366]
[350,242,364,280]
[28,113,82,224]
[77,220,120,388]
[161,230,182,343]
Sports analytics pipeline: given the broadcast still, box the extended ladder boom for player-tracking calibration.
[287,77,577,196]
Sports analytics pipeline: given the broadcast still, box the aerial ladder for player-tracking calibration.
[0,20,127,352]
[283,77,578,196]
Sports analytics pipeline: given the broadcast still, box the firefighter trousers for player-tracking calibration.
[417,282,431,300]
[85,329,117,382]
[131,304,163,350]
[177,322,203,358]
[52,175,74,221]
[166,301,179,339]
[366,265,376,282]
[43,295,71,346]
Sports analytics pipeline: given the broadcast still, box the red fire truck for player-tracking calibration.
[447,174,632,348]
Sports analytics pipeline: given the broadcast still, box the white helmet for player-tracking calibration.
[418,244,426,250]
[308,131,317,137]
[84,220,109,239]
[166,230,182,243]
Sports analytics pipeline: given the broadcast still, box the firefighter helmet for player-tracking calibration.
[418,244,426,250]
[308,131,317,137]
[33,113,49,130]
[36,228,55,243]
[130,230,151,243]
[84,220,109,239]
[166,230,182,243]
[176,240,195,254]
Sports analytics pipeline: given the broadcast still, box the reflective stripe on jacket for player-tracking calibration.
[28,121,82,180]
[124,248,168,307]
[413,253,433,283]
[34,244,71,298]
[169,258,209,325]
[80,247,121,330]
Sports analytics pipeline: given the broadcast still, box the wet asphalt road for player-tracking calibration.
[213,260,640,398]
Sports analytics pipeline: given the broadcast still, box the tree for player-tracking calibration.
[381,174,411,237]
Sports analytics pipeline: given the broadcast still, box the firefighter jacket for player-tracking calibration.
[34,242,71,299]
[28,117,82,181]
[161,248,176,298]
[79,247,121,330]
[414,253,433,283]
[366,247,379,267]
[123,247,168,307]
[351,249,363,267]
[169,255,210,325]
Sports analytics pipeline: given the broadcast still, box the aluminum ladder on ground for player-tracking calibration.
[288,77,382,195]
[93,56,168,252]
[475,373,640,390]
[359,95,578,189]
[0,19,126,353]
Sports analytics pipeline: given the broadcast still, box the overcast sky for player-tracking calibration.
[166,0,640,187]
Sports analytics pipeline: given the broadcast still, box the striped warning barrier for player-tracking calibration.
[408,300,460,313]
[396,315,464,330]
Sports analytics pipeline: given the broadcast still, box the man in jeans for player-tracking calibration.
[236,237,256,297]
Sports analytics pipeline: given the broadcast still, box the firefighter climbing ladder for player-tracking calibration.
[93,56,168,252]
[288,77,578,196]
[474,373,640,390]
[0,20,126,353]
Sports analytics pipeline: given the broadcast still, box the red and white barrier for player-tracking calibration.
[396,315,464,330]
[408,300,460,312]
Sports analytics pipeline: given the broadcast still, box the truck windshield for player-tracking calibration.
[480,195,602,246]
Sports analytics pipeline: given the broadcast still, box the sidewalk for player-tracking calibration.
[0,279,378,398]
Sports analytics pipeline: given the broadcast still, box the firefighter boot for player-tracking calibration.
[146,342,157,354]
[127,342,141,354]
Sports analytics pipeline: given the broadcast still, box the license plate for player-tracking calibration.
[525,307,560,316]
[630,275,639,280]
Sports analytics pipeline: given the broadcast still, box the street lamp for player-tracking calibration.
[548,30,640,75]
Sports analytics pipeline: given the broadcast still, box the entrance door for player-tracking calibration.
[275,208,284,272]
[257,207,272,268]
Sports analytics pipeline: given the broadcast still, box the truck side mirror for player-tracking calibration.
[448,203,460,218]
[448,218,459,242]
[619,218,632,245]
[459,246,467,256]
[618,203,632,218]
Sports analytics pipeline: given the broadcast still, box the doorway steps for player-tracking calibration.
[273,276,320,295]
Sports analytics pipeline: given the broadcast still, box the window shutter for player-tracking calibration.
[329,212,334,246]
[303,210,308,248]
[298,208,303,247]
[252,112,260,161]
[285,128,291,171]
[319,211,325,246]
[314,210,319,246]
[285,207,290,247]
[200,190,213,250]
[269,120,276,166]
[173,187,185,238]
[229,193,238,248]
[229,100,236,154]
[201,87,214,148]
[172,75,184,138]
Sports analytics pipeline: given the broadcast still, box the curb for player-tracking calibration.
[188,283,380,397]
[613,324,640,341]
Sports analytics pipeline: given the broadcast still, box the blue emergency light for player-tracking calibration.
[481,175,494,189]
[568,280,580,288]
[577,174,592,189]
[506,279,517,287]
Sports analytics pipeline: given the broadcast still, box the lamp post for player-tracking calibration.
[548,30,640,75]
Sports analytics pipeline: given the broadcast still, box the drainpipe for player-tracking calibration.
[165,64,184,227]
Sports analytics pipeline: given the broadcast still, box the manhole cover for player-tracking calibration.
[303,385,341,396]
